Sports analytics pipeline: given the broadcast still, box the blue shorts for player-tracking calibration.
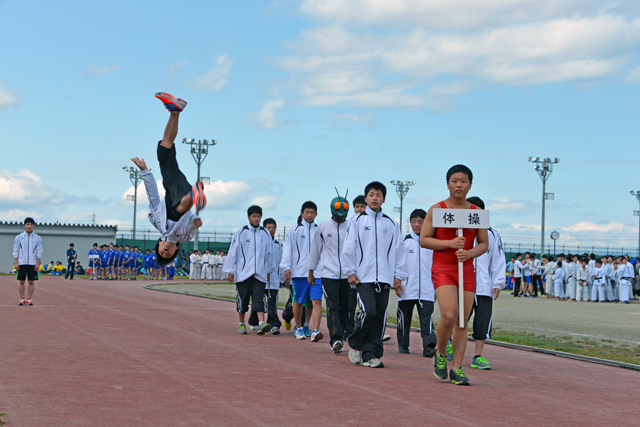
[292,277,323,304]
[144,263,152,270]
[524,275,532,283]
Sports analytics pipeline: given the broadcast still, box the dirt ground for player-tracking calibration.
[153,282,640,348]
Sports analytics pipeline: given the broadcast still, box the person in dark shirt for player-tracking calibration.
[65,243,77,280]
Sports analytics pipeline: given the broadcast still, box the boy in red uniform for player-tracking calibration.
[420,165,488,385]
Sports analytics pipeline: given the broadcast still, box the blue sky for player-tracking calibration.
[1,0,639,253]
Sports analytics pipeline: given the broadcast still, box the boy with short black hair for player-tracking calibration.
[590,259,606,302]
[513,253,524,297]
[130,92,205,269]
[88,243,100,281]
[13,217,43,306]
[224,205,273,335]
[343,182,407,368]
[576,258,589,302]
[396,208,437,357]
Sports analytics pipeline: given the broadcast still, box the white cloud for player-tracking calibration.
[331,113,375,129]
[625,65,640,82]
[169,59,188,78]
[251,195,278,209]
[84,65,122,77]
[561,221,626,232]
[276,3,640,107]
[251,99,290,129]
[191,55,233,92]
[0,86,18,111]
[0,167,73,207]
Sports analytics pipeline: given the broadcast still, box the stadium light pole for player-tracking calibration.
[390,180,415,234]
[528,157,559,259]
[631,191,640,258]
[123,166,145,240]
[182,138,218,250]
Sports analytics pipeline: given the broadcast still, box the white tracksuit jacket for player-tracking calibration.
[474,228,506,298]
[397,230,434,302]
[342,206,408,286]
[279,220,318,278]
[13,231,44,265]
[267,238,284,290]
[307,218,349,280]
[223,224,273,284]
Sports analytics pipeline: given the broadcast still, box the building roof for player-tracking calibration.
[0,221,118,230]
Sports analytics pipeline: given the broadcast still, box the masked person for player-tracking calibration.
[308,191,351,352]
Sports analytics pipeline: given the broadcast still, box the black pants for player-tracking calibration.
[65,262,75,279]
[396,300,436,353]
[322,278,350,345]
[345,287,357,338]
[236,276,266,313]
[532,275,543,295]
[348,283,390,362]
[513,277,522,296]
[470,295,493,341]
[157,142,192,222]
[248,288,281,328]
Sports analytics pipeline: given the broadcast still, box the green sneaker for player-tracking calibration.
[446,341,453,362]
[256,322,271,335]
[433,354,448,379]
[471,356,491,370]
[449,367,470,385]
[237,323,247,335]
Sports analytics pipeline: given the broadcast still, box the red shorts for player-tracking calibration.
[431,264,476,293]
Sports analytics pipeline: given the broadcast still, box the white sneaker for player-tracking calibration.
[311,330,323,342]
[362,358,384,368]
[382,334,391,343]
[332,340,343,354]
[295,328,306,340]
[250,325,259,332]
[349,349,362,365]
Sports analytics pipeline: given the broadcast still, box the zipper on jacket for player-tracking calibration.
[418,238,421,303]
[253,228,257,275]
[337,222,342,280]
[375,212,379,284]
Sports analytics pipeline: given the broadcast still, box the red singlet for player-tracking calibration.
[432,201,477,292]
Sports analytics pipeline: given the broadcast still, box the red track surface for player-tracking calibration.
[1,276,638,426]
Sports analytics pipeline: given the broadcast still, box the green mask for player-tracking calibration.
[331,188,349,222]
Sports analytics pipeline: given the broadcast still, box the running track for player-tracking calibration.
[1,276,638,426]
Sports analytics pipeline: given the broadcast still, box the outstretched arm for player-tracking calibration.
[132,157,161,212]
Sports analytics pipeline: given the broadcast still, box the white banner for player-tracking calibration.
[432,208,490,229]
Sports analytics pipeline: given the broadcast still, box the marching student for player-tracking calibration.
[512,253,524,297]
[224,205,274,335]
[280,201,320,340]
[553,261,566,300]
[88,243,100,281]
[466,196,506,371]
[590,259,606,302]
[249,218,284,334]
[308,193,351,351]
[396,209,437,357]
[345,195,367,339]
[575,258,589,302]
[13,217,43,306]
[617,257,633,304]
[420,165,488,385]
[129,92,205,270]
[344,181,407,369]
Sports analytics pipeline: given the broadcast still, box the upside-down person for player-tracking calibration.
[130,92,206,269]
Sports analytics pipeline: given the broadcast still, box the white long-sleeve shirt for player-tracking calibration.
[267,238,284,290]
[141,169,199,244]
[398,230,433,302]
[279,219,318,278]
[342,206,408,286]
[532,259,542,276]
[13,231,44,265]
[553,267,565,284]
[224,224,273,283]
[474,228,506,297]
[307,218,349,280]
[513,260,524,278]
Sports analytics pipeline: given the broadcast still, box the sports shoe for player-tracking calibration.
[423,347,437,358]
[362,358,384,368]
[237,324,247,334]
[27,300,34,306]
[332,340,343,354]
[18,300,25,306]
[433,354,448,379]
[382,334,391,342]
[256,322,271,335]
[446,341,453,362]
[449,367,470,385]
[295,328,306,340]
[471,356,491,370]
[155,92,187,112]
[311,330,323,342]
[349,349,362,365]
[303,325,311,337]
[250,325,259,333]
[191,181,207,211]
[399,347,410,354]
[283,320,291,330]
[271,326,280,335]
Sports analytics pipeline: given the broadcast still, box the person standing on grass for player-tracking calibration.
[13,217,43,306]
[420,165,488,385]
[224,205,274,335]
[466,196,505,371]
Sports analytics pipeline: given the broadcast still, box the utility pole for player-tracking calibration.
[123,166,145,240]
[182,138,218,250]
[631,191,640,258]
[390,180,415,234]
[528,157,559,258]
